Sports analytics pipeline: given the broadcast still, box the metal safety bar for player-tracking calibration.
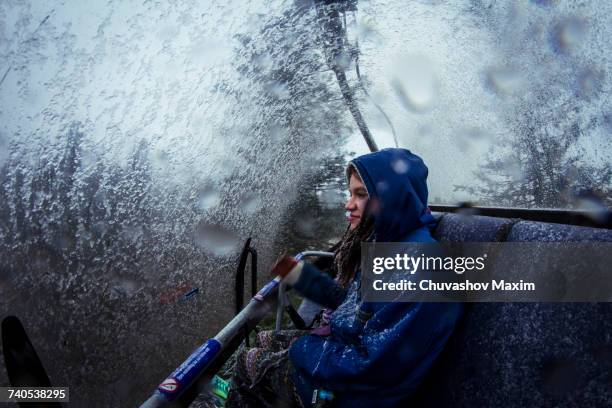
[275,251,335,332]
[235,238,258,315]
[430,204,611,229]
[139,249,335,408]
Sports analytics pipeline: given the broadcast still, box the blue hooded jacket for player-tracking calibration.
[288,148,463,407]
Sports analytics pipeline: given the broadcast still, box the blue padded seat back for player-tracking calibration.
[432,212,514,242]
[411,216,612,407]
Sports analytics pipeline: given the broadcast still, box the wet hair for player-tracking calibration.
[334,216,374,288]
[334,162,374,287]
[346,164,360,186]
[347,164,357,179]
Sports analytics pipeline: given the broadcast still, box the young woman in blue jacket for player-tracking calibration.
[226,148,463,407]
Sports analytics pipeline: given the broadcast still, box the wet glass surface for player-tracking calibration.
[0,1,609,406]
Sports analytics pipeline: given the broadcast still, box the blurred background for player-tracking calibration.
[0,0,609,406]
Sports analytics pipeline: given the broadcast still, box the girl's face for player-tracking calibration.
[345,172,369,230]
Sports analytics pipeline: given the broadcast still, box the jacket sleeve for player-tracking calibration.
[291,262,347,310]
[289,301,462,392]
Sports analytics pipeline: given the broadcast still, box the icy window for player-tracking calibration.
[343,1,611,210]
[0,1,610,406]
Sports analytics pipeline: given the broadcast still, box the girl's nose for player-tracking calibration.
[345,197,355,210]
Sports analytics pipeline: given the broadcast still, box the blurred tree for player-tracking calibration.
[220,3,351,188]
[455,89,611,209]
[203,3,353,259]
[273,153,348,255]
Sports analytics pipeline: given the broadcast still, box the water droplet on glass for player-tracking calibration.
[216,155,235,175]
[253,53,273,71]
[193,222,240,257]
[317,188,343,209]
[32,191,44,208]
[390,56,437,113]
[376,181,389,194]
[465,128,487,140]
[265,81,290,100]
[391,159,410,174]
[333,51,352,71]
[245,12,266,31]
[152,148,170,169]
[80,148,98,170]
[110,277,142,298]
[551,17,586,53]
[485,67,523,96]
[503,159,524,181]
[458,127,489,152]
[296,218,317,238]
[416,124,435,144]
[93,190,106,209]
[269,123,287,142]
[573,193,610,225]
[196,186,220,211]
[240,193,261,214]
[576,67,604,99]
[356,18,379,42]
[369,87,388,106]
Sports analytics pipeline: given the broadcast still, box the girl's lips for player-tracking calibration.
[347,214,360,222]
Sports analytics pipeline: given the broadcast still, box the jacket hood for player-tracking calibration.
[348,148,435,241]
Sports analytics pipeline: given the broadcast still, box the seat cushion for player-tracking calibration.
[507,220,612,242]
[432,213,515,242]
[411,302,612,407]
[411,217,612,407]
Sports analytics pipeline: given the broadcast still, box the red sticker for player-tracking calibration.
[159,377,179,393]
[158,283,192,304]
